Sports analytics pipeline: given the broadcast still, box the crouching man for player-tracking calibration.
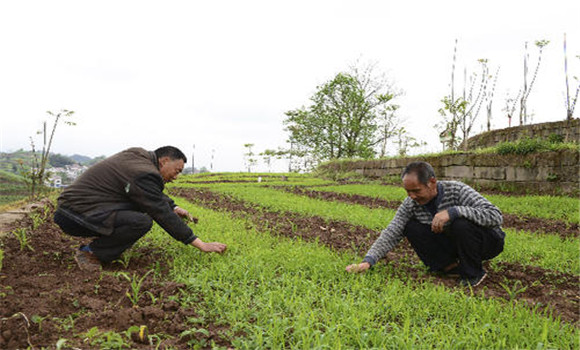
[346,161,505,287]
[54,146,226,271]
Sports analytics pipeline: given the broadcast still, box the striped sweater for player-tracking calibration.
[363,180,505,266]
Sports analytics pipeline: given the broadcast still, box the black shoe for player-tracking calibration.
[459,271,487,287]
[74,249,102,272]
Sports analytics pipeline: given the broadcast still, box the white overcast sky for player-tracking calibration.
[1,0,578,172]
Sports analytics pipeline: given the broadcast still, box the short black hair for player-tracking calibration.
[154,146,187,163]
[401,161,436,185]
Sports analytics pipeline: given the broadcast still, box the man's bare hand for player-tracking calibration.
[174,207,199,224]
[192,238,227,253]
[431,210,450,233]
[200,242,227,253]
[345,262,370,273]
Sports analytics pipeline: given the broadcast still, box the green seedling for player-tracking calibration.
[31,314,48,332]
[499,279,529,302]
[118,269,154,307]
[83,327,130,349]
[12,228,34,251]
[29,212,43,230]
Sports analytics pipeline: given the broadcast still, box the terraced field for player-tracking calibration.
[0,172,577,348]
[167,172,579,348]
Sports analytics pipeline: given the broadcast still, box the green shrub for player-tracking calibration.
[547,133,564,144]
[496,138,551,155]
[495,136,578,156]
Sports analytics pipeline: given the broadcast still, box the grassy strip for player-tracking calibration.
[179,184,579,275]
[498,228,579,274]
[310,184,408,202]
[146,199,578,349]
[176,173,334,187]
[487,194,579,224]
[309,184,580,224]
[176,183,396,230]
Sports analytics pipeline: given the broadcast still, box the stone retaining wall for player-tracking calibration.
[466,119,579,149]
[318,148,579,195]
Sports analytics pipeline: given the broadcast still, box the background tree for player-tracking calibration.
[284,63,400,166]
[437,96,466,150]
[563,33,579,120]
[243,143,257,173]
[49,153,76,168]
[519,40,550,125]
[458,59,492,150]
[19,109,75,198]
[438,40,495,151]
[259,149,283,173]
[395,127,425,156]
[486,66,501,131]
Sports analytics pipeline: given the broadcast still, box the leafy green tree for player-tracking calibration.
[284,67,399,165]
[49,153,76,168]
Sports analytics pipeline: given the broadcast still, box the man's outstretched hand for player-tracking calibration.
[345,262,370,273]
[192,238,227,254]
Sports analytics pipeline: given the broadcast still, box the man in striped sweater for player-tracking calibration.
[346,161,505,287]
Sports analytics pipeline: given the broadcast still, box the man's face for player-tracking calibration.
[159,157,184,183]
[402,173,437,205]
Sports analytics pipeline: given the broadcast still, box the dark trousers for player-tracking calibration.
[404,218,504,278]
[54,210,153,263]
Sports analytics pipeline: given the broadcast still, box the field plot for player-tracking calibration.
[168,173,579,348]
[0,172,577,349]
[0,171,28,207]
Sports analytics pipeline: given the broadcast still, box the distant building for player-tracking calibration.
[46,164,88,187]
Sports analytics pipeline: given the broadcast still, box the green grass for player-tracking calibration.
[309,183,579,224]
[178,183,579,274]
[175,172,334,187]
[0,170,28,205]
[142,199,578,349]
[180,183,396,230]
[487,194,580,223]
[498,228,579,274]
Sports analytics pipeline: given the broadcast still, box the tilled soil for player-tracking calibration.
[0,203,232,349]
[171,187,580,324]
[278,186,580,239]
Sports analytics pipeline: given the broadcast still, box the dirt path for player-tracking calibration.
[277,186,579,239]
[0,204,232,349]
[0,199,52,238]
[172,187,580,324]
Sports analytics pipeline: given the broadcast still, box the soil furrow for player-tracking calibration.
[277,186,579,239]
[0,204,233,349]
[172,187,579,324]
